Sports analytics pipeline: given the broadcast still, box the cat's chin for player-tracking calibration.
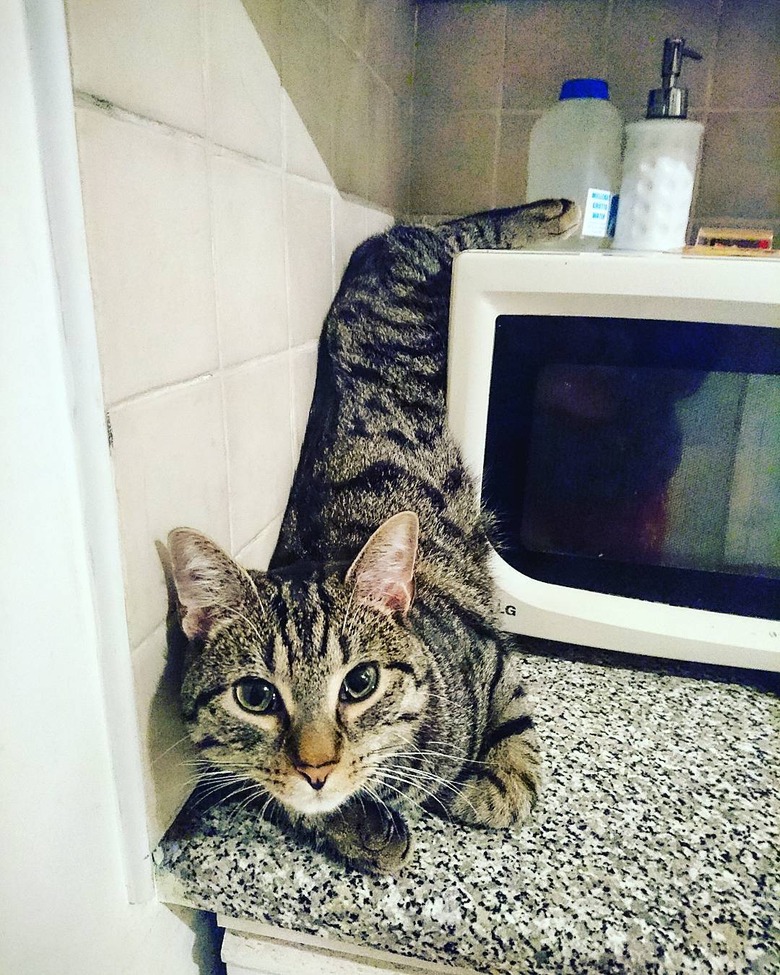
[283,789,351,817]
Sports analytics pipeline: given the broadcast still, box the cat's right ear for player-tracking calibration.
[345,511,419,617]
[166,529,257,642]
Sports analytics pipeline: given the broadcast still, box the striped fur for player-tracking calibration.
[167,200,580,873]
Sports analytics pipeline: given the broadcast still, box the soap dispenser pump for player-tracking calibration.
[613,38,705,252]
[647,37,702,119]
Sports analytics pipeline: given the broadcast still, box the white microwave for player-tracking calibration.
[447,251,780,672]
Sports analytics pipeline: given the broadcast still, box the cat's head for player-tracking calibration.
[166,512,429,817]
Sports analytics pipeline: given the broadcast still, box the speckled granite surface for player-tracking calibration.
[155,646,779,975]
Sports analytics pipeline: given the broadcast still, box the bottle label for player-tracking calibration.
[582,188,613,237]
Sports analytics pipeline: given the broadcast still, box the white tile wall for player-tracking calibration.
[67,0,207,134]
[224,358,294,552]
[205,0,283,163]
[285,177,337,345]
[76,108,218,404]
[67,0,394,838]
[211,155,288,366]
[109,377,230,648]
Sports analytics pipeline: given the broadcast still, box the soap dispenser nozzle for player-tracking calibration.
[647,37,702,119]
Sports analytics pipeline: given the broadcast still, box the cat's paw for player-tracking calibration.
[450,771,536,828]
[322,800,412,874]
[513,198,581,246]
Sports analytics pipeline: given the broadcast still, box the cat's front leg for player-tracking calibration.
[297,796,413,875]
[449,652,541,829]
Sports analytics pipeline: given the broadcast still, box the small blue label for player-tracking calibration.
[582,188,614,237]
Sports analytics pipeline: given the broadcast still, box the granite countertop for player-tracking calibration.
[155,643,779,975]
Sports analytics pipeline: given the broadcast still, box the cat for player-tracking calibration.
[166,199,580,873]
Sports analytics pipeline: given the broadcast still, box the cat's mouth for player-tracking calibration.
[280,767,358,816]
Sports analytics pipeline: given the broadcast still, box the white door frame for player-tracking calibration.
[6,0,153,902]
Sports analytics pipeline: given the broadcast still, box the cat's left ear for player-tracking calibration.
[166,528,257,642]
[345,511,419,617]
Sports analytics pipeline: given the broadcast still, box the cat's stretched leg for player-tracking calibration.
[289,796,412,875]
[449,650,541,828]
[444,198,581,252]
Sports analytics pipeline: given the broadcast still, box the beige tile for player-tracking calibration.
[224,358,294,551]
[696,111,780,221]
[291,344,320,456]
[132,624,196,845]
[373,87,411,212]
[280,0,334,174]
[285,178,335,344]
[411,110,499,215]
[236,515,284,570]
[604,0,719,122]
[242,0,284,69]
[710,0,780,110]
[503,0,610,112]
[496,113,538,208]
[364,0,415,98]
[65,0,206,133]
[206,0,283,163]
[283,92,335,184]
[211,155,288,366]
[76,108,218,404]
[331,39,374,200]
[110,378,230,647]
[415,2,506,112]
[329,0,367,52]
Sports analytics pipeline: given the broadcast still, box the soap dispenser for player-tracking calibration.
[613,38,704,251]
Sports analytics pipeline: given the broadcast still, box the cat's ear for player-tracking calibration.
[345,511,419,617]
[166,529,257,642]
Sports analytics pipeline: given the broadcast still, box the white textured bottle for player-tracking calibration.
[612,118,703,251]
[526,78,623,250]
[613,37,705,252]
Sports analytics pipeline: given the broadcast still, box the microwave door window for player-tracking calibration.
[483,315,780,619]
[521,364,704,565]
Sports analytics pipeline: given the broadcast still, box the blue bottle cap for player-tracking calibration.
[559,78,610,100]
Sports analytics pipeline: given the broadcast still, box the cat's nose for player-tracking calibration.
[295,761,338,791]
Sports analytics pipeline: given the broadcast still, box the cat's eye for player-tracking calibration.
[233,677,278,715]
[339,662,379,703]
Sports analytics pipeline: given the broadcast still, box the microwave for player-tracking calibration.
[447,251,780,672]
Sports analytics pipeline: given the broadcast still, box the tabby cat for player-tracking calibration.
[167,199,580,873]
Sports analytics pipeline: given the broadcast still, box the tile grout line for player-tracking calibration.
[200,0,237,557]
[73,89,339,192]
[491,3,509,208]
[280,97,298,488]
[106,344,306,415]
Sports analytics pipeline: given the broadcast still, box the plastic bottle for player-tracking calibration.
[526,78,623,250]
[613,38,704,252]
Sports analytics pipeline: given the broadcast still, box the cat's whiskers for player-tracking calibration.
[369,773,435,822]
[387,728,490,766]
[257,792,277,823]
[151,732,196,765]
[191,774,256,811]
[359,784,395,825]
[185,770,250,789]
[381,763,480,820]
[382,761,467,801]
[391,748,490,768]
[372,769,448,821]
[227,783,268,825]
